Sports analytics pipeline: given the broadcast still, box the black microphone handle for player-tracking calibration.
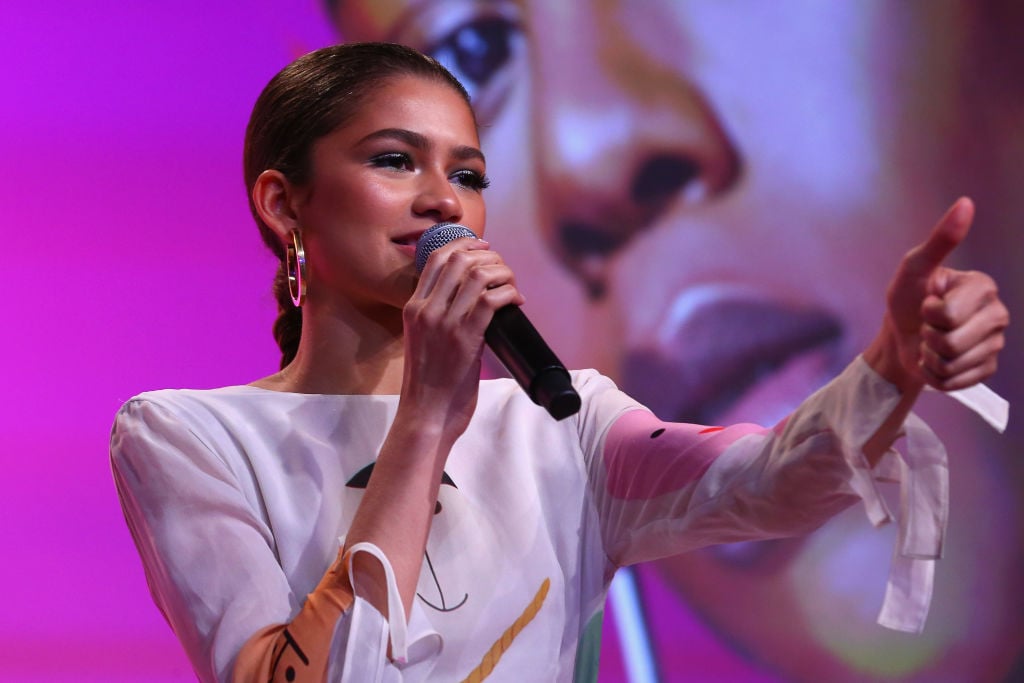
[414,221,580,420]
[484,305,581,420]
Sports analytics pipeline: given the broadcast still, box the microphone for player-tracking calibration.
[416,223,581,420]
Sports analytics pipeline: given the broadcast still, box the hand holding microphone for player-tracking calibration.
[416,223,581,420]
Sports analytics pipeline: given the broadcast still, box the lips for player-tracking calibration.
[622,285,843,427]
[392,231,429,261]
[391,231,425,247]
[622,286,844,569]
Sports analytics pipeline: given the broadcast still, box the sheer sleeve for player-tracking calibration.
[586,356,1008,634]
[110,398,407,682]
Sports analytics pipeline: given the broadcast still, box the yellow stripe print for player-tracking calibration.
[460,578,552,683]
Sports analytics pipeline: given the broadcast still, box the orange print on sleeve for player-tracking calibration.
[233,551,355,682]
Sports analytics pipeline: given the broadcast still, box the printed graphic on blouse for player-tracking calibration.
[346,463,469,613]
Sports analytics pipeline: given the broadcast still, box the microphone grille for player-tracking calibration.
[415,222,479,272]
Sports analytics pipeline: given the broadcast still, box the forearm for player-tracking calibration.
[343,404,454,621]
[596,356,908,564]
[861,325,925,467]
[231,407,458,681]
[233,559,354,682]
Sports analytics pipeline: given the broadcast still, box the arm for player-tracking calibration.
[237,239,525,678]
[112,399,405,682]
[861,197,1007,464]
[112,399,327,683]
[593,359,905,564]
[341,237,525,631]
[589,198,1008,633]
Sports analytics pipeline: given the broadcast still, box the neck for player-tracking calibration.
[254,300,406,395]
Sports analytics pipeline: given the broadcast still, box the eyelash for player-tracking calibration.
[369,153,491,192]
[370,152,413,171]
[452,169,491,192]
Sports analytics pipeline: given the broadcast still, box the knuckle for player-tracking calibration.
[402,301,423,321]
[426,248,449,268]
[448,250,471,267]
[467,266,490,285]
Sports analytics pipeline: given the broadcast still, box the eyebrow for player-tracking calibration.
[358,128,486,164]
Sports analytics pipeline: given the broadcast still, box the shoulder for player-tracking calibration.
[570,368,627,395]
[123,384,261,411]
[109,386,285,471]
[114,384,314,428]
[113,386,252,440]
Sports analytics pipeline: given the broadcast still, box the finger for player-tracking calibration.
[902,197,974,276]
[920,329,1005,381]
[921,298,1009,359]
[919,339,1001,391]
[414,240,495,300]
[446,263,521,319]
[464,284,526,331]
[416,256,511,339]
[921,362,998,393]
[921,270,1002,330]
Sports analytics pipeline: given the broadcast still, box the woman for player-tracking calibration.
[110,42,1008,682]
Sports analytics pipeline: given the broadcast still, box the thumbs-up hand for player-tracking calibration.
[865,197,1009,393]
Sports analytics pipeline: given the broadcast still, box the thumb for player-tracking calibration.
[903,197,974,275]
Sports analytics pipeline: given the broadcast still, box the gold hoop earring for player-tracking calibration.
[285,229,307,307]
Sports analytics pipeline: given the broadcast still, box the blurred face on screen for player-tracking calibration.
[331,1,1023,680]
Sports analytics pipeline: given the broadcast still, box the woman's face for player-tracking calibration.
[295,74,487,314]
[333,3,1022,680]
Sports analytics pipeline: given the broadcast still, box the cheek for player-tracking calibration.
[463,193,487,234]
[303,232,348,288]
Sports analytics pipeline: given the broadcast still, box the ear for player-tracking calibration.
[252,169,304,244]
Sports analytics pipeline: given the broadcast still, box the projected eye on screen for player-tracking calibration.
[4,1,1021,681]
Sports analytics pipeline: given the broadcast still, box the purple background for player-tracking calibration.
[2,2,1020,682]
[3,3,333,679]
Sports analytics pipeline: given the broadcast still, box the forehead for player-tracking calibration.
[344,75,480,146]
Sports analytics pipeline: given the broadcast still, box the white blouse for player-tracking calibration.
[109,359,1006,682]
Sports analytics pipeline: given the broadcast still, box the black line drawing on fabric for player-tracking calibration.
[346,463,468,612]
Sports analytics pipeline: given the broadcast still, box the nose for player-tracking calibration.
[529,11,741,297]
[412,170,463,225]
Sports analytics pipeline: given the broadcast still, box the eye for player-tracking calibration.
[370,152,413,171]
[450,169,491,193]
[425,15,524,123]
[429,17,514,95]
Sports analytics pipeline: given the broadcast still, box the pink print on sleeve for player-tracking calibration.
[602,410,770,501]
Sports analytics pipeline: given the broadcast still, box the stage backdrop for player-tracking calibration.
[3,1,1021,681]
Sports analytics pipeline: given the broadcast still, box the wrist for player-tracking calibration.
[384,402,464,468]
[863,320,926,394]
